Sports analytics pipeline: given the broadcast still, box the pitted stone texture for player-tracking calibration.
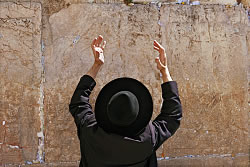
[0,2,42,165]
[45,3,160,162]
[160,4,249,158]
[242,0,250,7]
[192,0,236,5]
[198,0,249,6]
[159,0,248,6]
[248,27,250,152]
[158,154,249,167]
[157,0,236,4]
[65,0,247,6]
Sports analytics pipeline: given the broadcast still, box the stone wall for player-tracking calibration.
[0,0,249,166]
[0,2,43,164]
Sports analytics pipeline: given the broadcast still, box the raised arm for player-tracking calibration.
[152,40,182,150]
[69,35,106,127]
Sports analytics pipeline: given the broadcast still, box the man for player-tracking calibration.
[69,35,182,167]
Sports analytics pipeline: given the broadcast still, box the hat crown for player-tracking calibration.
[107,91,139,127]
[95,77,153,137]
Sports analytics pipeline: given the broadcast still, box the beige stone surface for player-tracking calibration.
[45,2,249,164]
[3,154,249,166]
[0,2,42,165]
[4,154,249,166]
[160,4,249,157]
[248,21,250,164]
[191,0,236,5]
[242,0,250,7]
[0,0,249,166]
[45,3,160,162]
[57,0,240,5]
[157,154,249,166]
[157,0,236,4]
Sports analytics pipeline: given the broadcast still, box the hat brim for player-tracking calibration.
[95,77,153,137]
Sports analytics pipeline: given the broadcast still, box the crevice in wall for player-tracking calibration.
[157,153,249,161]
[156,2,162,42]
[35,38,45,163]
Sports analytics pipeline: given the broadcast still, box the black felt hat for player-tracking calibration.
[95,77,153,137]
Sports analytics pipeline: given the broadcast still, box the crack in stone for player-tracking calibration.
[156,2,162,41]
[35,39,45,163]
[157,153,249,160]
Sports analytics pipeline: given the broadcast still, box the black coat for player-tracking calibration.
[69,75,182,167]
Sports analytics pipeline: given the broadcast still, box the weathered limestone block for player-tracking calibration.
[157,154,249,166]
[135,0,237,5]
[247,12,249,167]
[64,0,124,4]
[46,3,160,162]
[6,161,80,167]
[241,0,250,7]
[192,0,236,5]
[197,0,249,6]
[0,2,42,165]
[45,3,249,163]
[61,0,239,5]
[160,4,249,158]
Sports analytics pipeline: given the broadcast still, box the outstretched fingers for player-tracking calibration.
[96,35,103,47]
[154,46,159,51]
[155,57,164,70]
[153,40,166,66]
[102,41,106,50]
[155,57,163,64]
[91,38,97,49]
[154,40,165,53]
[91,35,106,52]
[153,40,162,49]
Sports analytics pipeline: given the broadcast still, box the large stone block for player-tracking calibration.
[192,0,236,5]
[158,154,249,167]
[45,3,160,162]
[45,3,249,163]
[160,4,249,158]
[0,2,42,165]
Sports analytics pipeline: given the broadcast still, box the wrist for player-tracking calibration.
[93,62,103,68]
[86,62,102,79]
[160,68,168,76]
[160,68,172,82]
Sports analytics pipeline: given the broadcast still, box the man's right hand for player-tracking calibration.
[91,35,106,65]
[86,35,106,79]
[153,40,172,82]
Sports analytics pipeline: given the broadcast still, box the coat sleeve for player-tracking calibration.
[69,75,96,128]
[152,81,182,151]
